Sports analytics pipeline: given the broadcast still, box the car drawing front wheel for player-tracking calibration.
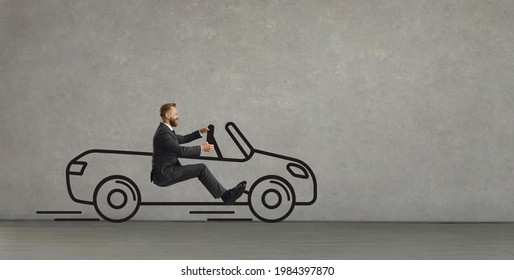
[93,175,141,223]
[248,175,296,223]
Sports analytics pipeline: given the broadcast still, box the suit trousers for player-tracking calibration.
[156,163,226,198]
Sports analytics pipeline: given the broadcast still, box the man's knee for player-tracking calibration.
[197,163,207,173]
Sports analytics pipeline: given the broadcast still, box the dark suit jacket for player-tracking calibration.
[151,123,202,184]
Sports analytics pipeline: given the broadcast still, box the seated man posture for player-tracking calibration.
[150,102,246,204]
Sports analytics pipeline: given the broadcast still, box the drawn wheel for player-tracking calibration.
[93,175,141,223]
[248,175,295,223]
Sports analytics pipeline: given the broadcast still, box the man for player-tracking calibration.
[151,102,246,204]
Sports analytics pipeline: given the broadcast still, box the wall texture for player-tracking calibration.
[1,0,513,222]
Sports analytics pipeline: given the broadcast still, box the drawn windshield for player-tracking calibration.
[225,122,253,159]
[199,122,253,161]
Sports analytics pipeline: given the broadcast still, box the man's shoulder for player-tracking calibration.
[154,123,171,137]
[155,123,165,130]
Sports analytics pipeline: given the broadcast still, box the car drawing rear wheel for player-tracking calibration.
[93,175,141,223]
[248,175,296,223]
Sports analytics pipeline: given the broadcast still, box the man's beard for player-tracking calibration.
[170,118,178,127]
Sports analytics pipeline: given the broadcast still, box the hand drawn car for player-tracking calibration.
[65,122,317,223]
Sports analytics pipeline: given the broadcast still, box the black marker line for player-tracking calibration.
[190,211,235,214]
[140,201,247,206]
[54,218,100,221]
[37,211,82,214]
[207,218,253,222]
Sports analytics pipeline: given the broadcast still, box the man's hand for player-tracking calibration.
[199,127,210,134]
[201,141,214,152]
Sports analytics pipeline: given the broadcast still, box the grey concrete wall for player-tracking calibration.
[1,0,513,222]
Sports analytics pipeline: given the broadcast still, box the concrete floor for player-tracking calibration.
[1,221,514,259]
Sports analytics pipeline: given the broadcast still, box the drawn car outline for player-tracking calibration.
[65,122,317,223]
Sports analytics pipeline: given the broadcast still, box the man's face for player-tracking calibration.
[167,106,179,127]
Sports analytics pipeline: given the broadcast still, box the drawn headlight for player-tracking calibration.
[68,161,88,176]
[286,163,309,179]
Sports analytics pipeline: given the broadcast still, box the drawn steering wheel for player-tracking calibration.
[207,124,223,158]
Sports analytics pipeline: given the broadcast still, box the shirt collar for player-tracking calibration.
[162,122,174,131]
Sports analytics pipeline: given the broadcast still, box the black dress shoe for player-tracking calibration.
[222,181,247,205]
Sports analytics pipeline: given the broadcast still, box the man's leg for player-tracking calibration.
[169,163,226,198]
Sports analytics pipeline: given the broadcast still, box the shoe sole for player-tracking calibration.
[224,182,247,205]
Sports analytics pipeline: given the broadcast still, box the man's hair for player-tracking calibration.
[160,102,176,118]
